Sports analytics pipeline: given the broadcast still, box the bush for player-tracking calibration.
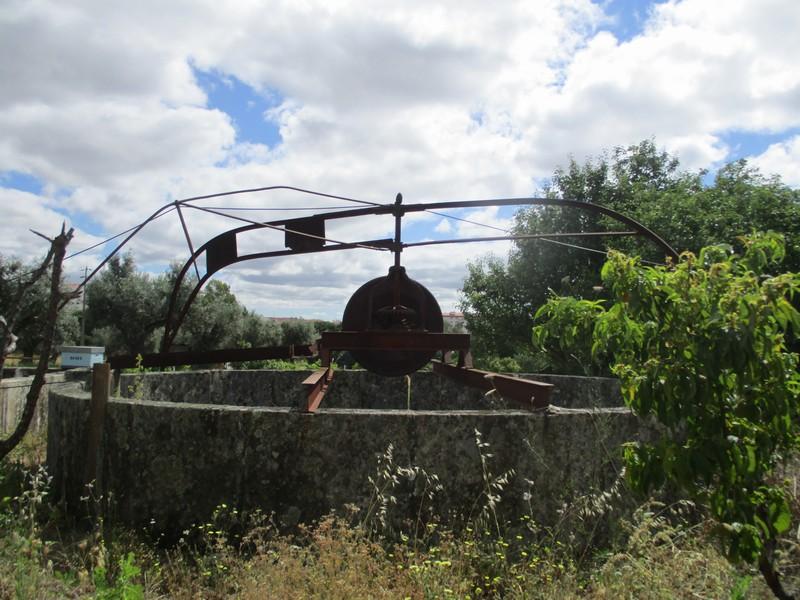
[533,233,800,597]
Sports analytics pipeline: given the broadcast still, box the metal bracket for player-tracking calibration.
[301,367,334,413]
[431,360,553,409]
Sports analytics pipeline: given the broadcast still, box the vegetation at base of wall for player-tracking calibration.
[237,357,324,371]
[2,354,61,370]
[2,431,797,599]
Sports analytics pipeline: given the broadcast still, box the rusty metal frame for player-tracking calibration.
[108,344,314,370]
[319,331,470,353]
[62,184,683,407]
[301,367,333,412]
[294,331,473,411]
[431,360,553,409]
[61,184,679,357]
[160,235,394,351]
[154,195,677,351]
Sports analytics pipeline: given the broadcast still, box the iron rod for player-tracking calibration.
[402,231,640,249]
[175,203,201,281]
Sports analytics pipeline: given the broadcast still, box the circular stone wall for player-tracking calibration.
[47,370,642,537]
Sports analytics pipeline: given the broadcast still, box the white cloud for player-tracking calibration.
[434,219,452,234]
[0,102,235,189]
[0,187,106,279]
[749,135,800,187]
[503,0,800,171]
[1,0,799,319]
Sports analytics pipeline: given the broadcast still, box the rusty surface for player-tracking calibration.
[205,231,238,277]
[431,360,494,391]
[340,266,445,376]
[488,374,553,409]
[284,217,326,252]
[301,367,333,412]
[321,331,469,353]
[108,344,314,370]
[174,203,201,281]
[153,194,677,353]
[431,360,553,409]
[403,230,640,249]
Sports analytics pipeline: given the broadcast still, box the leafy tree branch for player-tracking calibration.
[533,233,800,598]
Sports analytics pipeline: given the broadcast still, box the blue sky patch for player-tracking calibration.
[0,170,44,195]
[470,110,486,128]
[598,0,658,42]
[194,67,284,148]
[0,171,105,242]
[719,128,800,162]
[2,173,110,239]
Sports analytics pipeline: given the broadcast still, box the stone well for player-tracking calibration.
[47,369,642,536]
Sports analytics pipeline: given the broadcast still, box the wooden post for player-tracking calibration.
[84,362,110,486]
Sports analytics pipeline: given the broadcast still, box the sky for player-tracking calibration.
[1,0,799,320]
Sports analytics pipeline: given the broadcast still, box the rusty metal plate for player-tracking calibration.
[341,266,443,376]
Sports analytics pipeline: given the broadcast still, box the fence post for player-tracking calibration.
[84,362,110,487]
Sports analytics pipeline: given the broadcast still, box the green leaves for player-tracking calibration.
[461,141,800,372]
[532,296,606,375]
[534,234,800,570]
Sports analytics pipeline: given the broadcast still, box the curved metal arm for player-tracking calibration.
[159,195,677,352]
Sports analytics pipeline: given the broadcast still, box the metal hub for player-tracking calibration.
[341,266,443,376]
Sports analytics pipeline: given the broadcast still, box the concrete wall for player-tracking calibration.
[1,369,88,435]
[48,370,639,537]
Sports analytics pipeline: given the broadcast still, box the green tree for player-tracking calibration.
[534,234,800,598]
[530,296,605,376]
[239,310,283,348]
[84,257,256,355]
[637,160,800,269]
[1,226,74,460]
[279,319,317,346]
[461,140,800,366]
[0,255,80,357]
[156,262,195,332]
[176,280,245,351]
[54,307,81,350]
[312,320,341,336]
[460,257,534,359]
[84,254,162,355]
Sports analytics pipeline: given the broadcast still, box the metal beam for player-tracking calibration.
[487,374,553,409]
[431,360,553,409]
[301,367,333,412]
[320,331,470,352]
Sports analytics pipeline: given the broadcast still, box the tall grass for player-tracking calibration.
[0,430,792,599]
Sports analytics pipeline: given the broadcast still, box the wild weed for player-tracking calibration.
[0,425,787,599]
[125,353,145,400]
[92,551,144,600]
[470,428,515,537]
[361,442,443,539]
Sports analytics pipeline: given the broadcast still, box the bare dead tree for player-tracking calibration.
[0,232,60,377]
[0,224,74,461]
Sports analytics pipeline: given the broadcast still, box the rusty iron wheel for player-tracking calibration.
[341,266,443,376]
